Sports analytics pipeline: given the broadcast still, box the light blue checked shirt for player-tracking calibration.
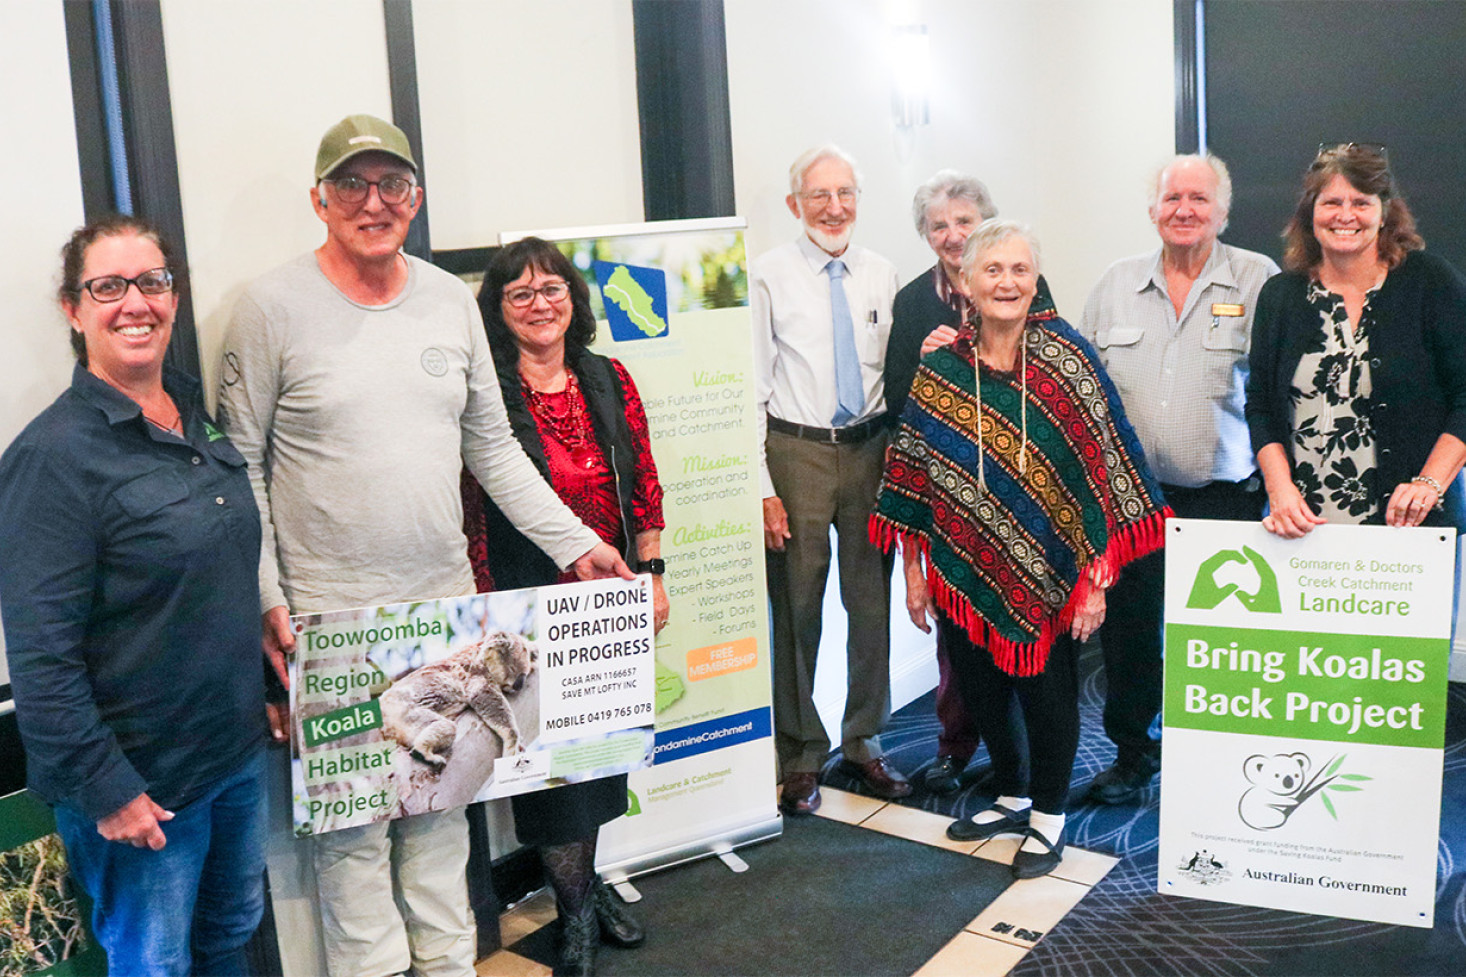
[1079,242,1279,488]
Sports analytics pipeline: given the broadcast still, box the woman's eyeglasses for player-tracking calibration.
[504,282,571,307]
[75,268,174,303]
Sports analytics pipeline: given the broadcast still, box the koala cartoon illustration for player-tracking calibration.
[1238,752,1309,830]
[379,630,537,770]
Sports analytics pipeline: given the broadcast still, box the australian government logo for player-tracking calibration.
[594,261,669,342]
[1176,850,1232,886]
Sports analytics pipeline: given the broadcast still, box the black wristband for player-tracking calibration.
[634,558,666,575]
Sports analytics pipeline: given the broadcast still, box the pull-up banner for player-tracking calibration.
[501,217,779,878]
[1159,519,1455,927]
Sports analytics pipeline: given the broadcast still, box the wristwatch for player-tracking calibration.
[634,558,666,575]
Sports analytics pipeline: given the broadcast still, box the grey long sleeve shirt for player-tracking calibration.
[218,252,598,613]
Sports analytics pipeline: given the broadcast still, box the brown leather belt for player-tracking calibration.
[768,413,889,445]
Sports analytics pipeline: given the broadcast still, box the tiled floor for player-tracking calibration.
[476,787,1117,977]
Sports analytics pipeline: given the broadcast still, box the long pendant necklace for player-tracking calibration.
[973,321,1029,494]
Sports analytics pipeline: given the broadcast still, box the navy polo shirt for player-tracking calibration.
[0,365,266,821]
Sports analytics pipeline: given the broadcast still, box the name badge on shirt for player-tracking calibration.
[1211,303,1245,317]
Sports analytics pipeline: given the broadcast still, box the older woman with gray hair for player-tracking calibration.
[873,220,1168,877]
[883,172,1057,793]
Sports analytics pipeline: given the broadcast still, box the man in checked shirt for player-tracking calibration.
[1078,153,1279,804]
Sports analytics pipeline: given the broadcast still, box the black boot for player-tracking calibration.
[554,900,598,977]
[594,878,646,948]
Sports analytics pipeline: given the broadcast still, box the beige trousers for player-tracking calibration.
[766,429,894,774]
[312,807,476,977]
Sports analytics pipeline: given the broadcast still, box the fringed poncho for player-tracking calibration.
[870,317,1170,676]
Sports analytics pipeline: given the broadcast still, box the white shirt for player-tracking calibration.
[1079,241,1279,488]
[751,234,900,496]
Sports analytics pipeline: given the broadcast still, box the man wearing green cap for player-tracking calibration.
[219,114,630,977]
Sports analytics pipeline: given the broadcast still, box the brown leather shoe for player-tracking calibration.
[841,756,913,799]
[779,773,822,815]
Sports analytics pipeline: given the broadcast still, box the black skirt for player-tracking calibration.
[510,773,629,847]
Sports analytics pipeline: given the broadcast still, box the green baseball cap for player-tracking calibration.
[314,114,417,180]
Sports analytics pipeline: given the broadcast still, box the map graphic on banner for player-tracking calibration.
[1159,519,1455,927]
[288,577,656,836]
[502,218,778,875]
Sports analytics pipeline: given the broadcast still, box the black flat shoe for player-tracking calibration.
[946,802,1030,842]
[595,879,646,948]
[1011,826,1065,879]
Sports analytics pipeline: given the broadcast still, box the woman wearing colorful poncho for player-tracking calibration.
[871,220,1170,878]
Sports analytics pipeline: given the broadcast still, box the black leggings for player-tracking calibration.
[940,616,1079,813]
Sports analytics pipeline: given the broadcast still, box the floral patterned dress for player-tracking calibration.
[1288,280,1382,522]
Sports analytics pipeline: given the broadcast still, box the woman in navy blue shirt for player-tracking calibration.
[0,216,272,976]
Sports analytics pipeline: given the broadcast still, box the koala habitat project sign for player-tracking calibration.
[1159,519,1455,927]
[288,577,655,835]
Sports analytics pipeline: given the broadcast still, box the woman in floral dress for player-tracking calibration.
[1247,143,1466,537]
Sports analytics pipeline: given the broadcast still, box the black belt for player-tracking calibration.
[768,413,888,444]
[1160,475,1261,498]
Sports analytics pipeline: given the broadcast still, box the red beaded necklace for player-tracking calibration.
[520,369,601,470]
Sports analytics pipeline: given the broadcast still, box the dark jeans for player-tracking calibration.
[942,617,1074,813]
[55,748,268,977]
[1099,477,1264,770]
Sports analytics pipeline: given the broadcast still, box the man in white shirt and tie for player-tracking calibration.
[752,145,909,815]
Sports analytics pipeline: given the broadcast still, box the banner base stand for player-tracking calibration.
[715,846,750,873]
[597,814,782,884]
[608,878,642,903]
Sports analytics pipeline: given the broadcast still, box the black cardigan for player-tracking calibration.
[885,267,1056,419]
[1245,249,1466,528]
[481,346,640,589]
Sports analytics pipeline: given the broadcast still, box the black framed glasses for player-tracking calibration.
[504,281,571,308]
[75,267,174,303]
[1315,141,1389,162]
[321,174,417,206]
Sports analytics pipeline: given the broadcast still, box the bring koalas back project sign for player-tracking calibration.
[288,576,656,836]
[1158,519,1455,927]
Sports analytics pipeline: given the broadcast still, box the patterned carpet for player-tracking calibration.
[822,644,1466,976]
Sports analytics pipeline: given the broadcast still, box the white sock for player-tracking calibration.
[973,795,1031,824]
[1022,810,1066,853]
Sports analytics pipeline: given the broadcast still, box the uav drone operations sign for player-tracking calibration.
[1158,519,1456,927]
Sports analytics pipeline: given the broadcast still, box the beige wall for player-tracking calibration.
[413,0,644,249]
[160,0,393,403]
[726,0,1175,318]
[0,3,87,685]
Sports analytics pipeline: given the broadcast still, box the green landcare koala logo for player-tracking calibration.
[1186,546,1281,613]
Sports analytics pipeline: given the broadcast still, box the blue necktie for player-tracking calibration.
[827,259,863,426]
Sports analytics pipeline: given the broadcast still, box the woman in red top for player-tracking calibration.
[464,236,667,977]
